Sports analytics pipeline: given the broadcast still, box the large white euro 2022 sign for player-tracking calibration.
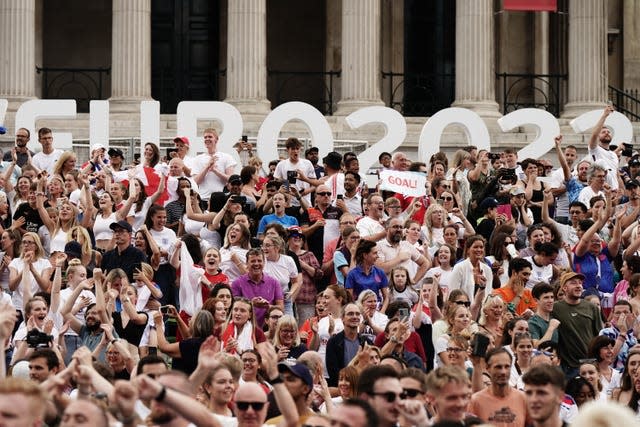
[0,99,633,175]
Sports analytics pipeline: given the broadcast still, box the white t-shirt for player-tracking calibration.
[59,287,96,336]
[578,186,604,208]
[9,258,52,311]
[32,149,63,174]
[356,216,385,240]
[192,151,237,200]
[523,256,553,289]
[318,316,344,377]
[263,254,298,293]
[274,158,315,206]
[149,227,177,264]
[219,247,248,283]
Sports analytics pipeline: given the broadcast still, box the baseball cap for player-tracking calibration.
[228,174,242,185]
[108,147,124,158]
[64,241,82,259]
[560,271,585,287]
[479,197,499,210]
[173,136,190,146]
[277,362,313,387]
[625,179,640,189]
[509,187,526,196]
[109,220,133,233]
[629,158,640,167]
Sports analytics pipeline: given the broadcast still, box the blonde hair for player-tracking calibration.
[21,232,45,260]
[68,226,92,257]
[273,315,300,347]
[66,258,86,278]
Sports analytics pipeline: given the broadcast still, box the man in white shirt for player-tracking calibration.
[356,193,386,242]
[171,136,195,176]
[588,105,620,191]
[550,144,577,222]
[192,128,237,205]
[31,127,63,175]
[274,137,316,207]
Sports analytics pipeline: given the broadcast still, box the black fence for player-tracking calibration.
[609,86,640,121]
[36,67,110,113]
[497,73,567,117]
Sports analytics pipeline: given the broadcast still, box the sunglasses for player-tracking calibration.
[441,196,454,201]
[236,401,266,411]
[402,388,422,398]
[316,192,332,196]
[370,391,406,402]
[454,301,471,307]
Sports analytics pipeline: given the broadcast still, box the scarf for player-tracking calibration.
[221,321,255,354]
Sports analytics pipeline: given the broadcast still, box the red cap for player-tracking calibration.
[173,136,190,146]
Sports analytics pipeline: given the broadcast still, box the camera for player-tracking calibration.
[497,168,518,184]
[622,143,634,157]
[488,152,501,161]
[26,329,53,348]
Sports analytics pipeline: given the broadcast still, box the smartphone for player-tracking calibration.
[398,308,409,319]
[56,198,64,209]
[287,170,297,184]
[425,277,434,285]
[337,194,344,200]
[160,305,170,314]
[471,333,491,358]
[436,199,444,206]
[133,153,141,163]
[241,135,248,143]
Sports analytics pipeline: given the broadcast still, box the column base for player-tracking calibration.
[450,100,502,118]
[0,96,37,112]
[108,97,152,113]
[561,101,608,119]
[223,98,271,115]
[334,99,385,116]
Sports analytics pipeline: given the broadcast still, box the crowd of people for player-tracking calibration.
[2,105,640,426]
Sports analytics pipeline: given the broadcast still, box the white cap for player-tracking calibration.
[90,143,106,153]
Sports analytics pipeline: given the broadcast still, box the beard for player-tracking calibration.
[85,319,101,332]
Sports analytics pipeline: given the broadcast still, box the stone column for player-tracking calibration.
[224,0,270,114]
[0,0,36,109]
[335,0,384,115]
[623,0,640,91]
[110,0,152,112]
[452,0,500,117]
[562,0,607,118]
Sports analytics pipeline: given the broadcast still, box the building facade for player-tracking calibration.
[0,0,636,153]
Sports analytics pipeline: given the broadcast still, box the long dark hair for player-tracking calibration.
[144,204,166,229]
[145,142,160,167]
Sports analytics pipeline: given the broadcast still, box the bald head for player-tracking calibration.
[234,382,269,426]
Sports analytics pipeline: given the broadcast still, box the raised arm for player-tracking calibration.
[575,209,607,257]
[35,191,55,233]
[589,106,614,150]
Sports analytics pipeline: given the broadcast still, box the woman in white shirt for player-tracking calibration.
[8,233,52,316]
[219,223,250,283]
[145,204,178,306]
[448,235,492,319]
[262,235,301,318]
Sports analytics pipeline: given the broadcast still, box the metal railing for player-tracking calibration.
[381,71,455,117]
[609,86,640,121]
[68,137,370,166]
[36,67,111,113]
[268,70,341,115]
[497,73,567,117]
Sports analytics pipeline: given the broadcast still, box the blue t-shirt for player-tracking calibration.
[257,213,299,235]
[573,246,614,294]
[345,265,389,301]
